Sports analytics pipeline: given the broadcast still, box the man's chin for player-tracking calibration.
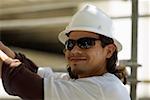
[71,64,86,73]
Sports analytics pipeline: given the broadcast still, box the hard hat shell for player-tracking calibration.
[58,4,122,52]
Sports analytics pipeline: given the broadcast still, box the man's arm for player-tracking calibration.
[0,50,43,99]
[0,41,39,75]
[2,60,44,99]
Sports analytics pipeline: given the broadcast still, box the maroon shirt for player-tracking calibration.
[2,53,43,100]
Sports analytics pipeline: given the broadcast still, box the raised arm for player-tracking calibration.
[0,41,38,73]
[0,43,43,99]
[1,58,43,99]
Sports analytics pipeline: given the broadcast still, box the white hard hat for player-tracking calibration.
[58,4,122,52]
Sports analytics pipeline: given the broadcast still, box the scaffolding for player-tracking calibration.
[120,0,139,100]
[131,0,139,100]
[120,0,149,100]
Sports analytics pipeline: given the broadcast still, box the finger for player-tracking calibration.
[0,42,16,58]
[10,59,21,68]
[0,50,9,61]
[0,41,5,49]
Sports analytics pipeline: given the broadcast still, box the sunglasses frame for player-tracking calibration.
[65,37,100,51]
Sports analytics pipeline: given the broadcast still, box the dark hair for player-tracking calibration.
[66,33,128,84]
[99,34,128,85]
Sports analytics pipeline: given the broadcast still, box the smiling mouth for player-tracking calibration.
[69,57,87,62]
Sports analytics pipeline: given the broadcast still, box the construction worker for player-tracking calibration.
[0,4,130,100]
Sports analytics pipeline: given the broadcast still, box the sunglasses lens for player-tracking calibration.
[65,40,75,51]
[78,38,95,49]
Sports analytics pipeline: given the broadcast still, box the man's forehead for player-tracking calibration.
[68,31,100,39]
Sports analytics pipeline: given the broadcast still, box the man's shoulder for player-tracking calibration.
[85,73,120,83]
[95,73,130,100]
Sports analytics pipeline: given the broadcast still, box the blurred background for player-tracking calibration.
[0,0,149,100]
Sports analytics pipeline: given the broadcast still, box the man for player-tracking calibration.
[0,4,130,100]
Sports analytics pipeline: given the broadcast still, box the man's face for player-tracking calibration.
[65,31,115,78]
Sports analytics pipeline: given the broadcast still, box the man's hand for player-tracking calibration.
[0,41,16,59]
[0,50,21,77]
[0,41,16,77]
[0,50,10,77]
[0,50,10,61]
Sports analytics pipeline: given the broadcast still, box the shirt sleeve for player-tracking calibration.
[37,67,70,80]
[37,67,54,78]
[1,59,44,100]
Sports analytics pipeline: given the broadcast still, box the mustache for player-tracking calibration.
[66,52,87,60]
[68,56,87,60]
[67,52,86,57]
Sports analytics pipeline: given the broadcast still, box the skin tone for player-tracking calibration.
[65,31,116,78]
[0,42,16,59]
[0,42,20,77]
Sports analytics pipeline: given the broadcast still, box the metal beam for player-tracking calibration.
[0,16,71,30]
[130,0,138,100]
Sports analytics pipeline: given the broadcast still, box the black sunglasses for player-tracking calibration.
[65,37,100,51]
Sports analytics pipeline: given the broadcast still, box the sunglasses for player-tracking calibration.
[65,37,100,51]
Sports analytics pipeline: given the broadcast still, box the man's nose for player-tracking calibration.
[70,45,82,54]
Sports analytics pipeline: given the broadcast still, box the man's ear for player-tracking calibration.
[105,44,116,58]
